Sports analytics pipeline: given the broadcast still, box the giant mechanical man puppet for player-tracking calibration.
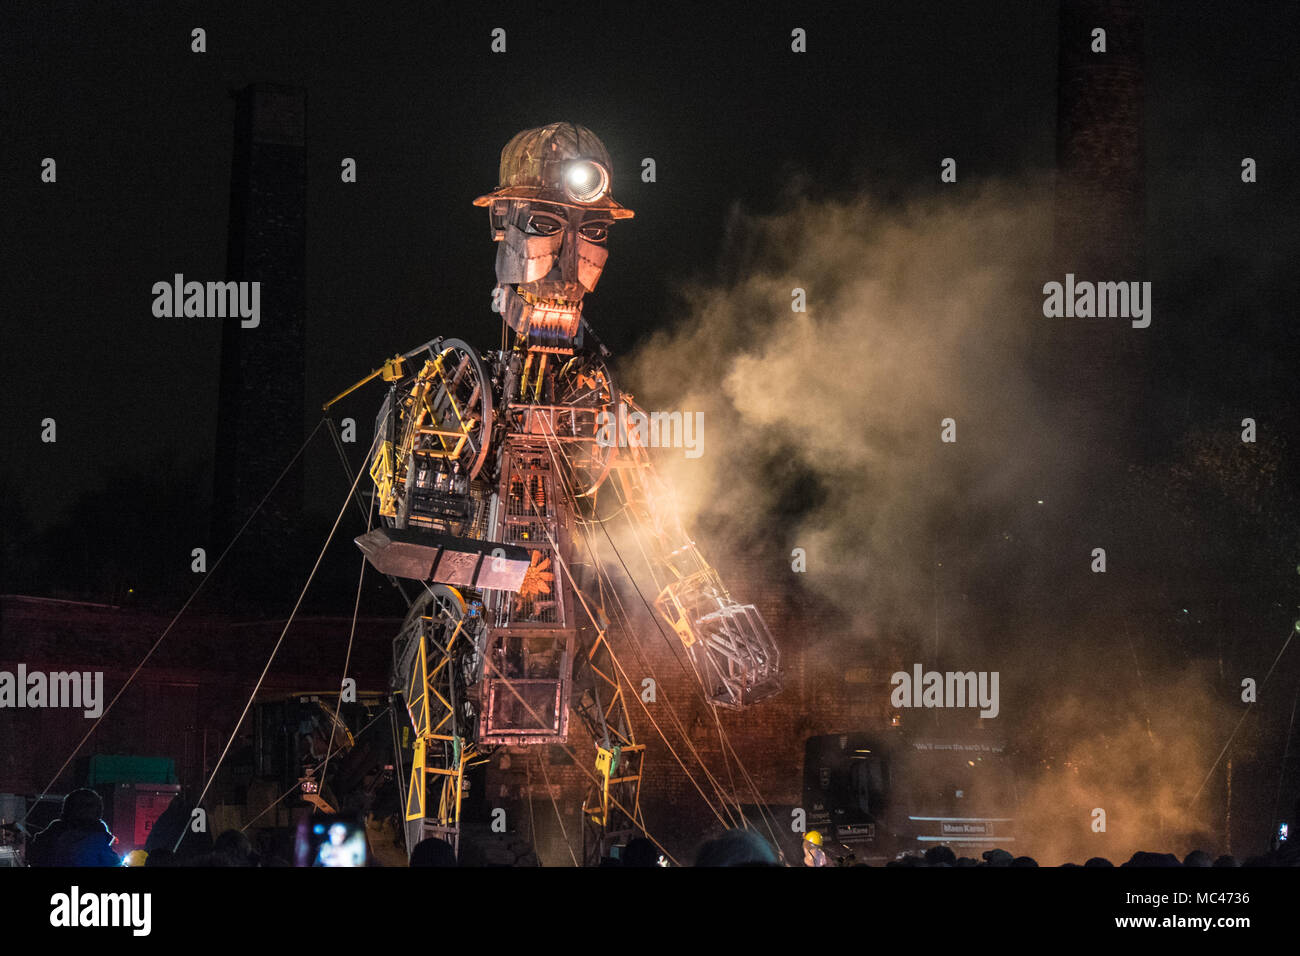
[335,123,781,863]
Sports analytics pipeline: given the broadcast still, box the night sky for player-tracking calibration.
[2,2,1296,537]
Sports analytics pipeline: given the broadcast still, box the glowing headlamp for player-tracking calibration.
[562,159,609,203]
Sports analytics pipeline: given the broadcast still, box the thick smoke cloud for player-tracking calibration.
[614,182,1231,863]
[620,183,1062,633]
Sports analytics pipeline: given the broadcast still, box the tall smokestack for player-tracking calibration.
[1056,0,1145,272]
[1046,0,1147,447]
[211,83,307,609]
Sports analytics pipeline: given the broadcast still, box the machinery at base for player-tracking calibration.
[253,691,394,820]
[803,731,1019,864]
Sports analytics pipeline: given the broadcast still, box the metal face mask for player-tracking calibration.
[496,200,610,290]
[495,200,612,346]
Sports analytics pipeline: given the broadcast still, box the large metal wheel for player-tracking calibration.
[424,338,493,481]
[378,339,494,532]
[392,584,481,722]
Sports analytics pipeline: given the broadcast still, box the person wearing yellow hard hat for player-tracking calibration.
[802,829,828,867]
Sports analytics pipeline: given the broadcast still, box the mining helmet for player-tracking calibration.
[473,122,634,219]
[804,830,824,847]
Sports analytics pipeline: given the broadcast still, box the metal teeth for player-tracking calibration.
[520,290,578,310]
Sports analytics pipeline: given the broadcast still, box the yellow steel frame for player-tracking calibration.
[401,599,488,837]
[369,350,482,520]
[579,625,644,829]
[586,743,645,829]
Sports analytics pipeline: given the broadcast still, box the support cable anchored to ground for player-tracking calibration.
[532,418,744,820]
[597,518,787,858]
[176,432,380,851]
[533,411,788,852]
[32,419,329,813]
[318,488,374,800]
[1189,621,1298,810]
[536,751,580,867]
[536,415,786,851]
[519,443,735,834]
